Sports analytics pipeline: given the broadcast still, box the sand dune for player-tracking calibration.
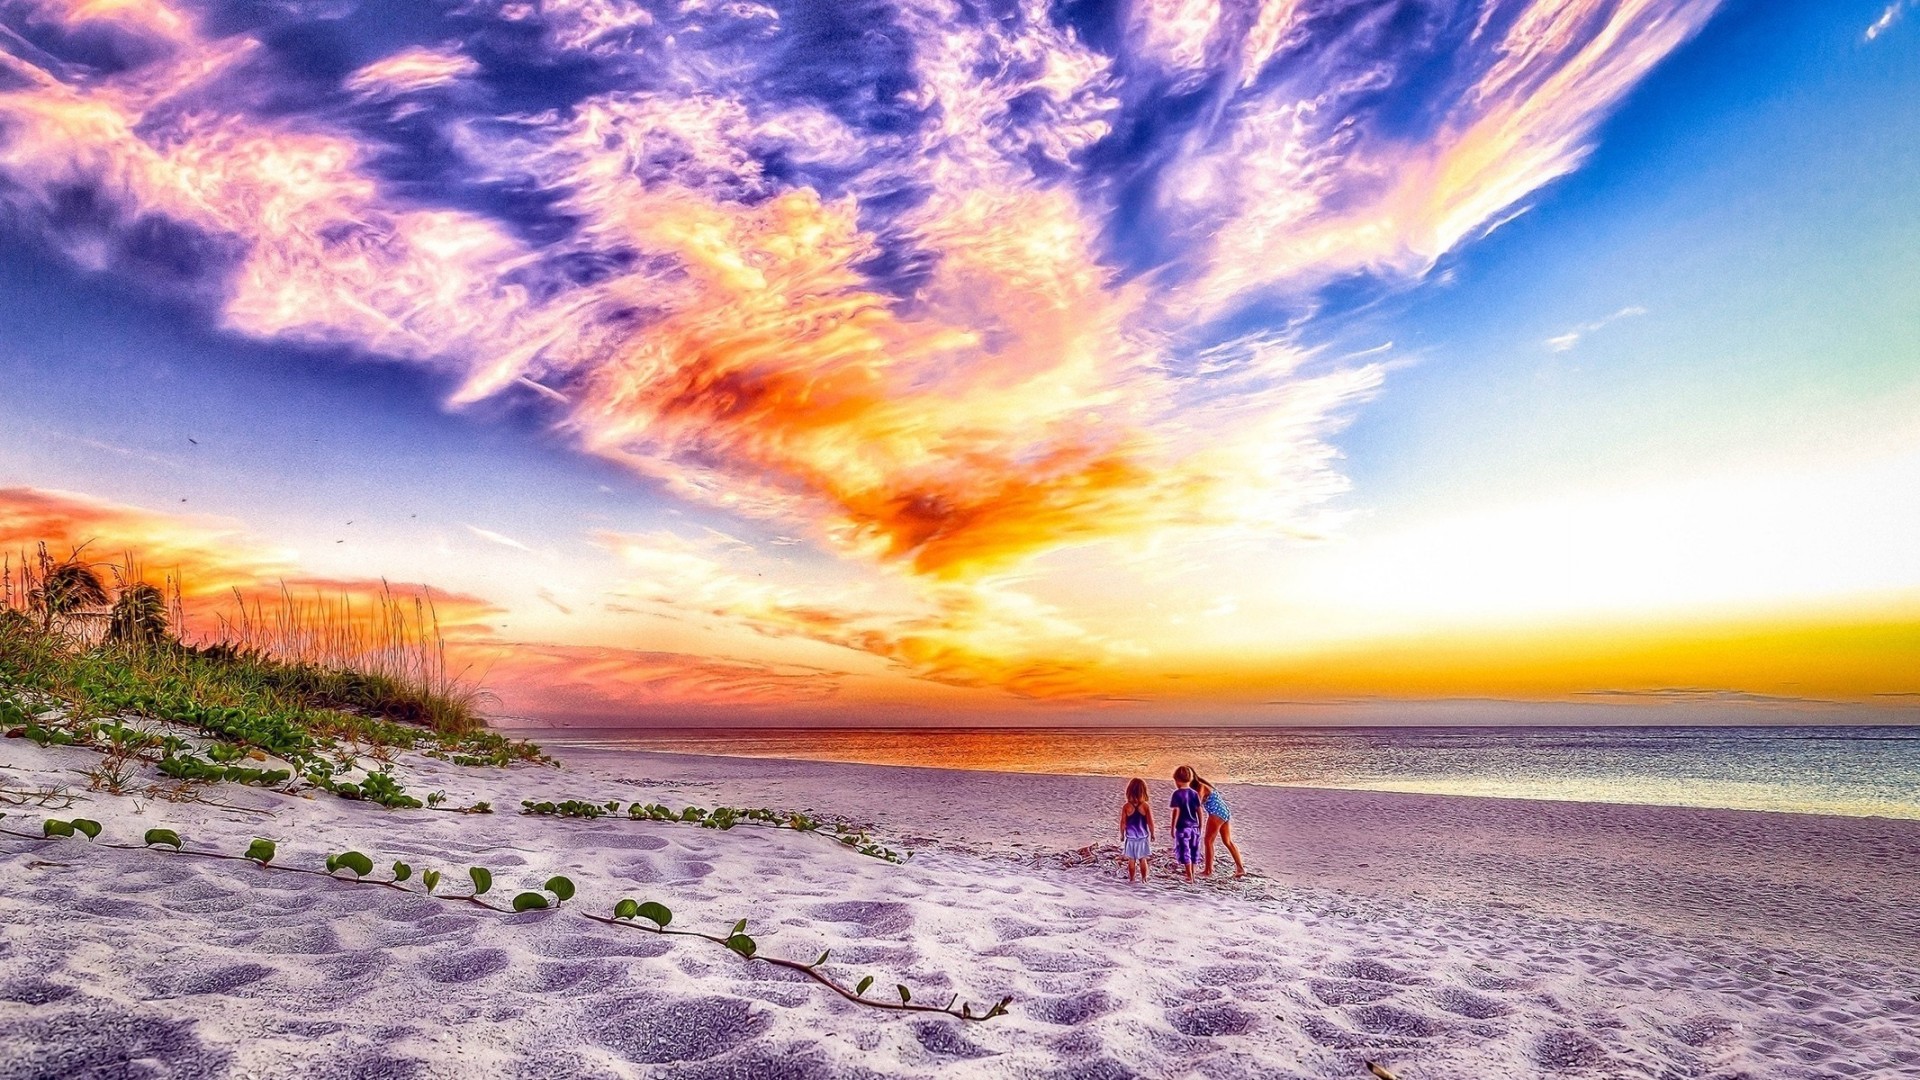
[3,738,1917,1078]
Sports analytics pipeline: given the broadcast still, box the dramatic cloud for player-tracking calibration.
[0,0,1725,701]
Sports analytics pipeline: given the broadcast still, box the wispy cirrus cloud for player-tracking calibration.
[1545,305,1647,352]
[0,0,1724,698]
[1865,1,1911,41]
[464,524,533,552]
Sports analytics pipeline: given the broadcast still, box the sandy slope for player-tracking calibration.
[2,738,1917,1079]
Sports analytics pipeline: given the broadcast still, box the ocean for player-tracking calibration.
[542,724,1920,821]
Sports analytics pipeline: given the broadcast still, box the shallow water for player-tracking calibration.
[542,724,1920,820]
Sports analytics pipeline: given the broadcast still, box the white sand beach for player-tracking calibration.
[3,738,1918,1079]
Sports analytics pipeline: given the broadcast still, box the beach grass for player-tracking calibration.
[1,544,542,801]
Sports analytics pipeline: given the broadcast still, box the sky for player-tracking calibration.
[0,0,1915,727]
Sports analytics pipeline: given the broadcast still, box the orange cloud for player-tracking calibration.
[468,642,844,722]
[592,529,1117,698]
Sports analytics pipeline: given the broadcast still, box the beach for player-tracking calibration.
[4,738,1918,1079]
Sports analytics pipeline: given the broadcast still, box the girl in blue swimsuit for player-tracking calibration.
[1120,777,1154,882]
[1194,774,1245,877]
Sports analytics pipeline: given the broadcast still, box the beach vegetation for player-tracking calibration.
[325,850,375,878]
[41,816,99,838]
[2,543,549,813]
[2,811,1011,1024]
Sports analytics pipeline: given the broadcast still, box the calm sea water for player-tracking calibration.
[543,725,1920,821]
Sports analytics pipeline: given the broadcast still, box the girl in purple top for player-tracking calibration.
[1119,777,1154,882]
[1170,765,1203,880]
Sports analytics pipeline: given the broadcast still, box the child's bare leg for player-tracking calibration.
[1203,820,1218,876]
[1222,821,1245,876]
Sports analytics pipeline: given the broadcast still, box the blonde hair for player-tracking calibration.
[1125,777,1147,807]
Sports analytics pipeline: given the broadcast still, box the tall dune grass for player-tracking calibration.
[3,544,487,734]
[209,582,487,733]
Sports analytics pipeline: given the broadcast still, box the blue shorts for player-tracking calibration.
[1174,827,1201,865]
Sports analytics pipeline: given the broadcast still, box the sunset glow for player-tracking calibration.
[2,0,1915,724]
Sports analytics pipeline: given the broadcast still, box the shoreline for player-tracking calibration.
[5,737,1918,1077]
[542,738,1920,825]
[526,725,1920,825]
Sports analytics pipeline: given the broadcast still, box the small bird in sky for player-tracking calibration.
[187,438,198,445]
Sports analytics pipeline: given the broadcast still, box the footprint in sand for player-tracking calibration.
[914,1019,993,1060]
[1532,1029,1613,1068]
[590,995,770,1064]
[161,962,276,998]
[0,979,76,1005]
[1308,979,1399,1006]
[420,947,512,984]
[536,932,674,960]
[1168,1002,1258,1037]
[1031,990,1118,1026]
[1325,958,1421,985]
[1429,985,1511,1019]
[805,900,914,937]
[530,960,625,994]
[1346,1003,1445,1038]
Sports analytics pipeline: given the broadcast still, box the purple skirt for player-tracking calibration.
[1122,835,1151,860]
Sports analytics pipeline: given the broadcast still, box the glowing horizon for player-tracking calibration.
[1,0,1915,725]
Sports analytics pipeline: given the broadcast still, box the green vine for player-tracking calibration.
[2,815,1003,1023]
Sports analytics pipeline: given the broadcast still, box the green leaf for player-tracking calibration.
[330,851,373,879]
[636,901,672,929]
[244,838,276,864]
[856,975,873,996]
[897,984,911,1005]
[43,819,74,838]
[812,949,830,969]
[143,828,182,849]
[391,861,412,882]
[725,933,756,958]
[422,869,442,893]
[468,866,492,895]
[70,818,101,840]
[731,918,748,935]
[613,898,640,920]
[543,875,575,903]
[511,891,550,912]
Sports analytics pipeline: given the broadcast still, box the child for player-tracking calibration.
[1120,778,1154,881]
[1169,765,1203,881]
[1194,774,1245,878]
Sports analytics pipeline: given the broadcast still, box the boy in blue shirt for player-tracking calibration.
[1169,765,1203,881]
